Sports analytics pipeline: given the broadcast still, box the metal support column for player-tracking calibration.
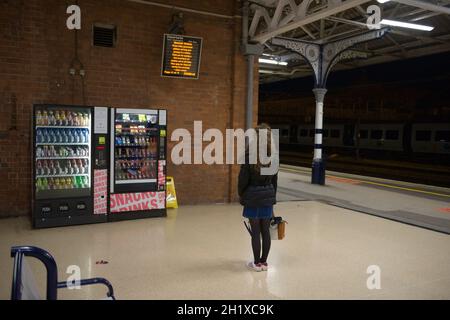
[242,1,263,130]
[312,88,327,185]
[246,55,254,130]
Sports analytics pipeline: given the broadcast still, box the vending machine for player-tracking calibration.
[108,108,167,221]
[32,104,110,228]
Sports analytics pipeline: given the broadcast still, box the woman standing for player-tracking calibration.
[238,124,278,272]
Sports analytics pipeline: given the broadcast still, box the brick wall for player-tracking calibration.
[0,0,258,218]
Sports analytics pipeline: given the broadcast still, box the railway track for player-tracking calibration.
[281,151,450,188]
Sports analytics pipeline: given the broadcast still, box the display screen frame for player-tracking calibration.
[161,34,203,80]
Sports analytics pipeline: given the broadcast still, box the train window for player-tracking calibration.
[330,129,340,138]
[281,129,289,137]
[415,130,431,141]
[435,130,450,142]
[359,130,368,139]
[370,130,383,140]
[323,129,329,138]
[385,130,399,140]
[309,129,315,137]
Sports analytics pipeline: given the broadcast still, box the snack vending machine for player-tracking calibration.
[109,108,167,221]
[32,104,110,228]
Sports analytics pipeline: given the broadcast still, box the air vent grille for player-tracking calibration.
[93,25,116,48]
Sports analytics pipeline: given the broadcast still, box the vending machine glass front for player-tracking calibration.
[113,110,159,192]
[34,106,92,200]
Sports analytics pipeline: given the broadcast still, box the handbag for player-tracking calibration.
[243,216,287,241]
[269,216,287,240]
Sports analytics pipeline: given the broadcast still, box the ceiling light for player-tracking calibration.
[258,58,288,66]
[380,19,434,31]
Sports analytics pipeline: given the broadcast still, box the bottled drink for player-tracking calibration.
[67,112,73,126]
[47,178,53,190]
[43,129,48,143]
[68,160,73,174]
[61,111,67,126]
[42,160,48,175]
[42,111,48,125]
[61,130,66,143]
[48,111,54,126]
[36,161,43,176]
[55,161,61,175]
[37,178,43,191]
[55,111,60,126]
[65,177,72,189]
[36,130,42,143]
[75,176,82,188]
[74,159,80,174]
[36,110,42,126]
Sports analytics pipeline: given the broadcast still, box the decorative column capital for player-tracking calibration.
[312,88,327,103]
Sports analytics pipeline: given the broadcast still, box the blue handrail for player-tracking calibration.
[11,246,58,300]
[57,278,115,299]
[11,246,115,300]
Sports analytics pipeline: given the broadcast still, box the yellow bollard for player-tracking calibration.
[166,176,178,209]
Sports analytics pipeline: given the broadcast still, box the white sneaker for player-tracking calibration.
[247,261,262,272]
[260,262,268,271]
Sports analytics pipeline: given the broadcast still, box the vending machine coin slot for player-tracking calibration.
[159,136,166,160]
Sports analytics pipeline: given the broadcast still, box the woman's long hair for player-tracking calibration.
[247,123,272,172]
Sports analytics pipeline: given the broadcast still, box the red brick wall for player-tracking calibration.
[0,0,258,218]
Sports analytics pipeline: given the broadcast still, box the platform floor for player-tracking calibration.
[1,200,450,300]
[279,165,450,234]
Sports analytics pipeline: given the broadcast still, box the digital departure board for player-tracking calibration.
[161,34,203,79]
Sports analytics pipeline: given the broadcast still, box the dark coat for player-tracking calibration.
[238,163,278,207]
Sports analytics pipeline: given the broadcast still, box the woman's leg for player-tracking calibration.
[260,218,271,263]
[249,218,261,264]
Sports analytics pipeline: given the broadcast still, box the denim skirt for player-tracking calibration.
[242,206,273,219]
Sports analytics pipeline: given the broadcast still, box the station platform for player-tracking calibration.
[279,164,450,234]
[1,177,450,299]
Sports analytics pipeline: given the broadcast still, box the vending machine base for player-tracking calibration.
[34,214,107,229]
[108,209,166,222]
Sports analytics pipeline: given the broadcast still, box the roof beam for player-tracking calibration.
[250,0,372,44]
[387,0,450,16]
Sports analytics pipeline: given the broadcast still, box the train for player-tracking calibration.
[271,122,450,155]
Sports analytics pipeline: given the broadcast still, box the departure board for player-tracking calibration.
[161,34,203,79]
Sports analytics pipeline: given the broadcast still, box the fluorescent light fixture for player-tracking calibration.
[380,19,434,31]
[258,58,288,66]
[377,0,391,3]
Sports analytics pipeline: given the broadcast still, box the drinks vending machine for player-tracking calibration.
[32,105,167,228]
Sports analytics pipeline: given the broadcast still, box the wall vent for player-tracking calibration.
[93,24,117,48]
